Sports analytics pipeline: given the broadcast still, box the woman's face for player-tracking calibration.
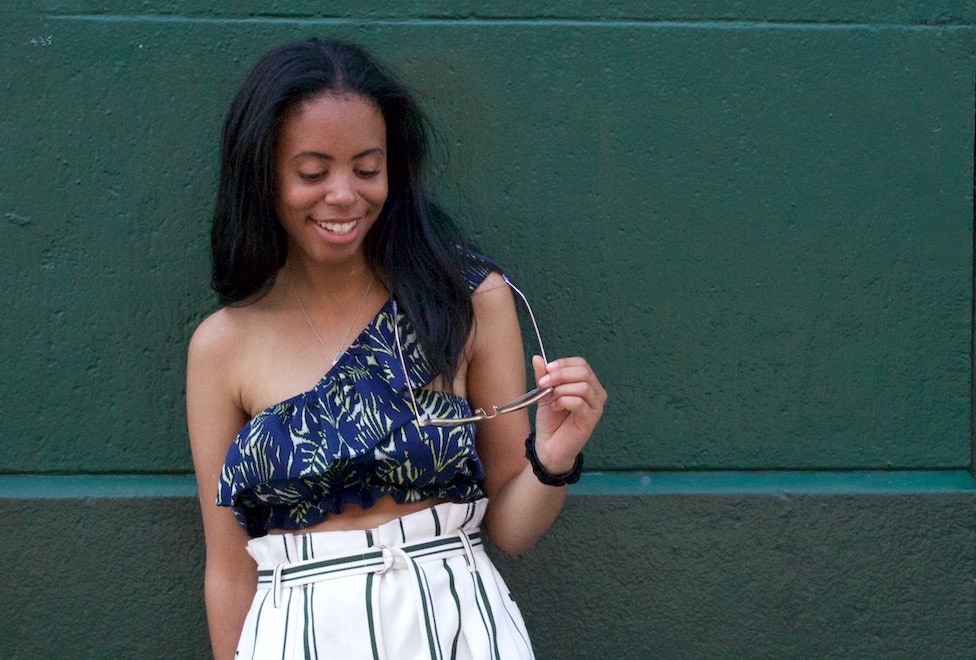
[275,92,388,266]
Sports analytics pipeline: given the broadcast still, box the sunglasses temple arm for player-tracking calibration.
[391,300,427,427]
[502,274,548,365]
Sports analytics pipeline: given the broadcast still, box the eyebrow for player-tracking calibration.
[291,147,385,162]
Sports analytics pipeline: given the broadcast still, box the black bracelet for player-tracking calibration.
[524,432,583,486]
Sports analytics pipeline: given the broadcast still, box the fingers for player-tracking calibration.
[537,357,606,396]
[535,356,607,418]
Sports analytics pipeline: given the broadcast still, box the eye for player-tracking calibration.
[298,171,326,182]
[356,169,381,179]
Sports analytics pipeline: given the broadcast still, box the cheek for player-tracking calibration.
[374,186,389,208]
[370,178,389,208]
[279,184,318,213]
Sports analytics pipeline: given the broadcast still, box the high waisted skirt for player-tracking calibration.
[236,499,535,659]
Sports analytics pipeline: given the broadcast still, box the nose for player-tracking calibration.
[323,171,356,207]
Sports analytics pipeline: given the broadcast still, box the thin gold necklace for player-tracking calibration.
[289,270,374,366]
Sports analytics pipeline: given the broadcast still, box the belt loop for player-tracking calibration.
[457,529,478,574]
[271,562,285,608]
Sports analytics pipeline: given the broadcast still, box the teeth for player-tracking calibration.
[316,220,357,235]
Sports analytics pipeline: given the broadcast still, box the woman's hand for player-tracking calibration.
[531,356,607,475]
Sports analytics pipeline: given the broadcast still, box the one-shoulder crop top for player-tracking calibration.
[217,261,494,537]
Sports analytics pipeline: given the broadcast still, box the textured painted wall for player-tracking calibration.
[2,2,973,472]
[1,0,974,657]
[2,479,973,658]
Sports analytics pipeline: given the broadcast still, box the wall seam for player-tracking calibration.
[42,15,976,31]
[971,47,976,480]
[2,470,973,499]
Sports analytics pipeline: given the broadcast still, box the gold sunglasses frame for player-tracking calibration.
[392,275,552,428]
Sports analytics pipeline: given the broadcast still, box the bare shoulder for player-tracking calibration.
[188,306,247,363]
[472,269,508,295]
[471,270,516,316]
[188,300,276,369]
[467,270,524,360]
[186,307,252,459]
[186,306,259,416]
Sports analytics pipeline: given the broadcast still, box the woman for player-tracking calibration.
[187,37,606,659]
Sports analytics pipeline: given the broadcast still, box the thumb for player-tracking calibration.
[532,354,549,385]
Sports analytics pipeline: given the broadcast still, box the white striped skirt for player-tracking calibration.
[236,499,535,659]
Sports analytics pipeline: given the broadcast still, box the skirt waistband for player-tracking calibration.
[247,499,489,608]
[258,529,483,606]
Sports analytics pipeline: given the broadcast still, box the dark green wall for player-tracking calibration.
[2,1,974,657]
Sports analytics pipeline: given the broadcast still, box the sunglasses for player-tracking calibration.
[392,274,552,428]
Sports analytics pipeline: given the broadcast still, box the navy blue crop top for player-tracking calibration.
[217,262,493,537]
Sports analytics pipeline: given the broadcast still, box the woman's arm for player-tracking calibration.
[467,273,606,555]
[186,312,257,660]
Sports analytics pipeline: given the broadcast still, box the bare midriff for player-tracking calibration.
[265,496,446,535]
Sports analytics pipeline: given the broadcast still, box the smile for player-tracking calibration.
[315,219,358,235]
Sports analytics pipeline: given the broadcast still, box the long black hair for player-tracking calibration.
[211,37,478,386]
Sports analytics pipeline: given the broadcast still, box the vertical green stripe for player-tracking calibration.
[430,505,442,536]
[420,565,445,660]
[302,538,312,660]
[248,590,271,660]
[443,559,462,660]
[500,594,531,653]
[281,589,293,660]
[365,524,380,657]
[306,536,317,656]
[303,586,312,660]
[409,557,442,660]
[473,572,501,660]
[366,572,381,660]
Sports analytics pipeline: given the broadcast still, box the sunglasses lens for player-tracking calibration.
[495,387,552,415]
[424,414,482,428]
